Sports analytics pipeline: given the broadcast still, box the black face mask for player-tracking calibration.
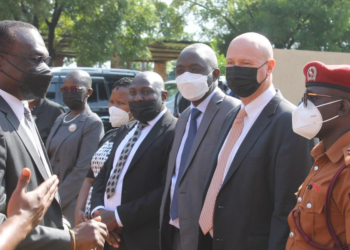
[226,61,268,98]
[63,92,86,110]
[129,99,162,123]
[1,58,53,100]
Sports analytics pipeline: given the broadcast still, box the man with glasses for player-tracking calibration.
[287,61,350,249]
[0,20,108,250]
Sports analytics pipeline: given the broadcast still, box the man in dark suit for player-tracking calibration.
[91,71,177,250]
[159,43,241,250]
[0,20,107,250]
[198,32,316,250]
[29,98,65,144]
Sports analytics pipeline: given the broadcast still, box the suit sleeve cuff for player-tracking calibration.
[91,206,105,217]
[115,207,123,227]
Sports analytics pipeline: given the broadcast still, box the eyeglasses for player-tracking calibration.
[0,52,51,65]
[60,86,86,93]
[302,92,342,107]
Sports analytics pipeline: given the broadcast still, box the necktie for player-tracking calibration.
[170,108,202,220]
[106,122,148,199]
[24,106,52,177]
[199,108,247,236]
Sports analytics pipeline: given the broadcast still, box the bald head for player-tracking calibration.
[132,71,164,91]
[226,32,275,104]
[180,43,218,69]
[65,70,92,88]
[228,32,273,61]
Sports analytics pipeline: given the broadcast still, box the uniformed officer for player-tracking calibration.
[286,61,350,249]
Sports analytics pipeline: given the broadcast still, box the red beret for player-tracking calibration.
[303,61,350,92]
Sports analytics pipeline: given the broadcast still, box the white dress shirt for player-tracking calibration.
[92,108,167,227]
[0,89,51,177]
[220,84,276,179]
[169,88,217,228]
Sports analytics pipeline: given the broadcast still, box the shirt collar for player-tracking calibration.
[241,84,276,120]
[139,108,167,128]
[311,130,350,164]
[190,87,218,114]
[0,89,25,121]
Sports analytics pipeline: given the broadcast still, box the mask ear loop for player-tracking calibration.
[315,99,342,124]
[0,56,22,83]
[258,61,269,69]
[257,61,269,85]
[207,69,217,91]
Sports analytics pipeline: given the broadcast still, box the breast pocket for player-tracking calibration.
[299,189,325,235]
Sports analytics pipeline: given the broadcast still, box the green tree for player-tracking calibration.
[210,39,226,75]
[173,0,350,54]
[0,0,187,66]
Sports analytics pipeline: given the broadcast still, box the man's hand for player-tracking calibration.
[7,168,59,234]
[93,209,118,231]
[92,209,120,248]
[107,229,121,248]
[74,208,88,226]
[72,216,108,250]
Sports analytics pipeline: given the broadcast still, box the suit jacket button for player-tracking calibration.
[123,191,127,194]
[218,206,224,209]
[216,238,223,241]
[55,157,59,162]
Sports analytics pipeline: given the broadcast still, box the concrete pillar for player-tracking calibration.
[154,61,167,81]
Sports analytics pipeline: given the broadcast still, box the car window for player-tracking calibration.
[47,76,59,101]
[98,81,109,106]
[89,81,98,106]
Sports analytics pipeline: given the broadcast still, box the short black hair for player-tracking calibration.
[112,77,133,90]
[0,20,37,52]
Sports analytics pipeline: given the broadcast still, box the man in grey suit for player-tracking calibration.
[0,20,107,250]
[198,32,316,250]
[159,43,241,250]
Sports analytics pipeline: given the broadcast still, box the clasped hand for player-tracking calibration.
[93,209,121,248]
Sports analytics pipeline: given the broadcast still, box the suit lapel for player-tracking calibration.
[179,91,224,183]
[221,93,283,188]
[45,114,63,150]
[165,109,189,183]
[0,96,49,180]
[127,112,173,172]
[46,106,90,154]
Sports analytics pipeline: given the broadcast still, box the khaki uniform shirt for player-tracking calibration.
[286,131,350,249]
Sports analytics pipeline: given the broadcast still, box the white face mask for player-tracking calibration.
[109,106,129,127]
[292,99,341,139]
[175,71,212,101]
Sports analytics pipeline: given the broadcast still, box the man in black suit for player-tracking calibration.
[91,71,177,250]
[0,20,107,250]
[198,32,316,250]
[29,98,65,144]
